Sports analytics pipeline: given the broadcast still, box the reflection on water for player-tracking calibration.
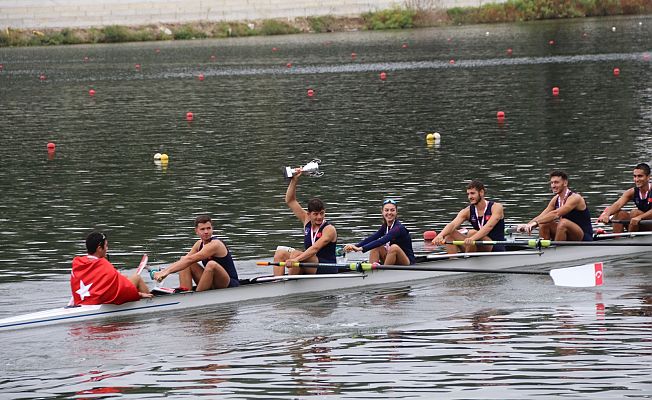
[0,15,651,398]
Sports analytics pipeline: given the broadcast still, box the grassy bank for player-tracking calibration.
[1,0,650,47]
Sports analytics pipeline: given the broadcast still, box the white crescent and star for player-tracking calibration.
[76,280,93,300]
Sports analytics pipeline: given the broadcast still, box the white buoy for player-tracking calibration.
[154,153,162,160]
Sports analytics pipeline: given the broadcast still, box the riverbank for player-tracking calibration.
[1,0,651,47]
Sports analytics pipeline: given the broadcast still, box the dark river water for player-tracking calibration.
[1,15,651,398]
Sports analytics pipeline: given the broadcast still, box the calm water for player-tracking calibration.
[1,15,651,398]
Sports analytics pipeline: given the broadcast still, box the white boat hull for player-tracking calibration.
[1,234,650,331]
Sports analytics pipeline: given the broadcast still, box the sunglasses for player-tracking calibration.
[383,199,397,205]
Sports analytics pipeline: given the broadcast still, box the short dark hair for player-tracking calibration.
[194,214,212,227]
[467,180,485,192]
[307,198,325,212]
[549,170,568,181]
[635,163,651,175]
[86,231,106,253]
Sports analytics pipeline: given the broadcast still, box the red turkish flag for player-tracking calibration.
[594,262,604,286]
[70,256,140,305]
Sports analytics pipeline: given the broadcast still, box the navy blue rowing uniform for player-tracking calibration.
[198,235,240,287]
[633,186,652,212]
[303,221,338,274]
[356,219,416,264]
[555,191,593,241]
[468,201,505,251]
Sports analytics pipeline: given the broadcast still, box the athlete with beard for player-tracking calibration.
[517,170,593,241]
[432,180,506,253]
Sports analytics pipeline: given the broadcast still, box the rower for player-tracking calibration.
[272,169,338,276]
[597,162,652,233]
[153,215,239,291]
[517,170,593,241]
[343,198,415,265]
[71,232,152,305]
[432,180,506,253]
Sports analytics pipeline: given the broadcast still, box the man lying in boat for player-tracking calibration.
[70,232,152,305]
[153,215,239,291]
[272,170,338,276]
[432,180,506,253]
[597,162,652,233]
[517,170,593,241]
[343,198,415,265]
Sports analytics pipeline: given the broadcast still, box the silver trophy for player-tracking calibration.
[283,159,323,180]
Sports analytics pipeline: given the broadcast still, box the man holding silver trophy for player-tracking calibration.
[273,160,338,276]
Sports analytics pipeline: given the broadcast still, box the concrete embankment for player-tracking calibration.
[0,0,501,30]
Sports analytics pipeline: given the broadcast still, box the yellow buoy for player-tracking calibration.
[160,153,169,162]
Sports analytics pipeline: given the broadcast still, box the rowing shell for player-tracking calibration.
[1,233,650,331]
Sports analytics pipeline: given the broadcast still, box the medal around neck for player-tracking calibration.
[283,159,323,180]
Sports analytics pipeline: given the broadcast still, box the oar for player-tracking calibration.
[424,249,542,261]
[610,219,652,226]
[448,239,651,248]
[594,231,652,239]
[257,261,604,287]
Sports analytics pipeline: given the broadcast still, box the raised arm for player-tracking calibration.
[285,173,308,225]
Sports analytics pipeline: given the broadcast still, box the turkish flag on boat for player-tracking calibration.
[70,256,140,305]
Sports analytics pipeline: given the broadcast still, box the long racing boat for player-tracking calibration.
[1,233,650,331]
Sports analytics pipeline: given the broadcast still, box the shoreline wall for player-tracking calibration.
[0,0,504,30]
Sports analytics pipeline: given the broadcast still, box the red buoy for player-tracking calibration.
[613,67,620,76]
[307,89,315,97]
[449,59,455,64]
[89,89,96,96]
[0,64,3,71]
[47,142,55,150]
[39,74,46,81]
[644,53,651,61]
[351,52,357,60]
[506,48,513,55]
[272,47,278,52]
[83,56,89,63]
[548,40,555,45]
[423,231,437,241]
[497,111,505,119]
[198,73,205,81]
[186,112,194,121]
[135,64,141,71]
[552,87,559,96]
[402,43,408,48]
[286,62,292,68]
[379,72,387,81]
[210,55,216,61]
